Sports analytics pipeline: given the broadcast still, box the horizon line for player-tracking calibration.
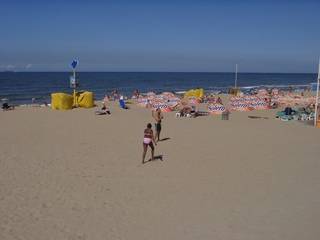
[1,71,317,74]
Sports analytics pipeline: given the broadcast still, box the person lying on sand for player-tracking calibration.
[178,106,196,117]
[95,102,111,115]
[2,103,14,111]
[142,123,157,164]
[181,106,190,114]
[284,106,295,115]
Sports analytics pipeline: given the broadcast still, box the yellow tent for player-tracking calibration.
[51,91,94,110]
[184,88,204,99]
[77,91,94,108]
[51,93,73,110]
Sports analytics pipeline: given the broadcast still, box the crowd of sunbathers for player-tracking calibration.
[95,91,132,115]
[276,104,317,121]
[203,95,223,104]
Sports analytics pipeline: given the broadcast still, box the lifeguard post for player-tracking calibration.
[70,60,79,107]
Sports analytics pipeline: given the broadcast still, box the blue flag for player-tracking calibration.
[71,60,78,69]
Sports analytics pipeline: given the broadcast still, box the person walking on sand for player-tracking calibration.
[152,108,163,142]
[142,123,157,164]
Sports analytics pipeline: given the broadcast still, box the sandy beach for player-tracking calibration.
[1,102,320,240]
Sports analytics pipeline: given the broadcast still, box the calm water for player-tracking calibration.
[0,72,317,104]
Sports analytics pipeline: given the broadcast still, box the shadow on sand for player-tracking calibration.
[159,137,170,142]
[143,155,164,164]
[304,120,316,126]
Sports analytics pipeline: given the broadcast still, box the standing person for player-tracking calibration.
[152,108,163,142]
[142,123,157,164]
[133,89,140,99]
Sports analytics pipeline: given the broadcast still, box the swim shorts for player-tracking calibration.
[155,122,161,132]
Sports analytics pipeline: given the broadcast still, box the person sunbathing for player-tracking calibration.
[179,106,191,116]
[305,104,314,114]
[119,96,129,109]
[2,103,14,111]
[178,106,197,117]
[95,103,111,115]
[284,106,295,115]
[270,101,278,109]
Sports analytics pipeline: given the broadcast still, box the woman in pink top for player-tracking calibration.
[142,123,157,164]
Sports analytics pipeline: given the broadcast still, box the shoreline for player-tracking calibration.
[2,83,315,106]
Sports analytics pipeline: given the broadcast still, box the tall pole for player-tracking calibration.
[314,58,320,127]
[73,68,77,107]
[72,61,78,107]
[235,64,238,88]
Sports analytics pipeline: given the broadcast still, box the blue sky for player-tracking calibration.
[0,0,319,72]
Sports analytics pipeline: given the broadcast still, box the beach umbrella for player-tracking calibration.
[208,104,225,114]
[314,58,320,127]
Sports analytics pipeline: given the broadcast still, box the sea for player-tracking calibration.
[0,72,317,105]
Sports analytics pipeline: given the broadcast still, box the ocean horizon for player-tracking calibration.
[0,72,317,104]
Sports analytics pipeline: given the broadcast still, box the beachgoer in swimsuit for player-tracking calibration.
[95,102,111,115]
[133,89,140,99]
[101,103,111,114]
[142,123,156,164]
[152,108,163,142]
[2,103,14,111]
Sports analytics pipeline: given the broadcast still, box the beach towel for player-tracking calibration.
[280,115,293,121]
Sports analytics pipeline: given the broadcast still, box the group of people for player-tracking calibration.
[142,108,163,164]
[203,95,223,105]
[95,92,131,115]
[97,90,164,164]
[178,105,197,117]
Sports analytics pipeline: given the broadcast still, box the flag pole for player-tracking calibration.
[70,60,78,108]
[314,58,320,127]
[235,64,238,88]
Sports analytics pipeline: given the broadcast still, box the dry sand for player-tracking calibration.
[1,102,320,240]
